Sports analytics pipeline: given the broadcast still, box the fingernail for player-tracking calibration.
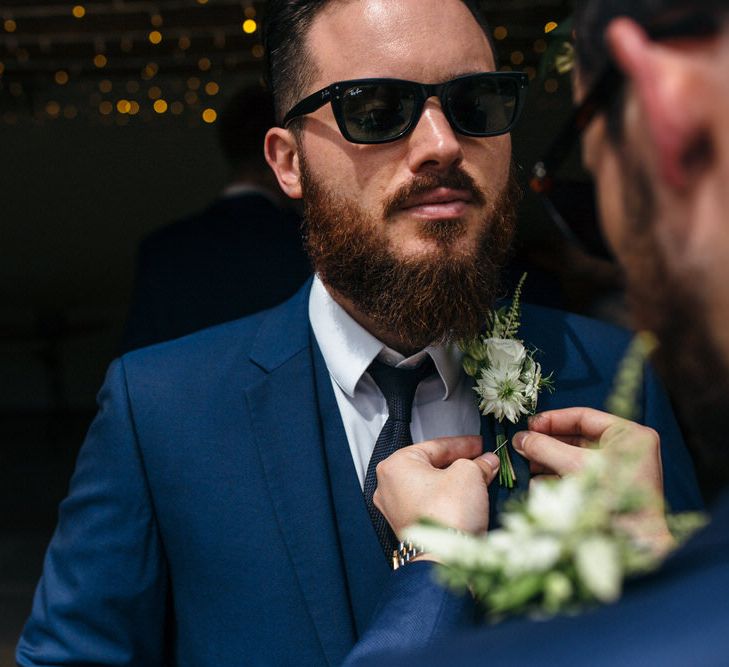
[512,431,528,454]
[482,452,500,471]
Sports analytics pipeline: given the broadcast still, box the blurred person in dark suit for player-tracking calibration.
[121,84,310,353]
[345,1,729,665]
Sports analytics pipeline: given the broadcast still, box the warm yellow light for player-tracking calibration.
[142,63,158,80]
[170,101,184,115]
[55,70,69,85]
[129,101,140,115]
[154,99,168,113]
[4,19,17,33]
[149,30,163,45]
[99,79,112,93]
[45,101,61,117]
[510,51,524,66]
[204,81,219,96]
[493,26,508,41]
[117,99,132,114]
[72,5,86,19]
[242,19,257,34]
[99,101,113,115]
[545,21,559,34]
[202,108,217,124]
[94,54,108,68]
[198,57,211,71]
[197,0,208,4]
[148,86,162,100]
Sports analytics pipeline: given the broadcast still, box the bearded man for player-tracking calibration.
[345,1,729,665]
[17,1,701,666]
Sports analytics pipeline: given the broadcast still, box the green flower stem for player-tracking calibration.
[495,425,516,488]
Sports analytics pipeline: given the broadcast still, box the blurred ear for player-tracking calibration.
[606,18,712,192]
[264,127,303,199]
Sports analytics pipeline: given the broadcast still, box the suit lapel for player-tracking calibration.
[245,282,356,665]
[311,334,391,635]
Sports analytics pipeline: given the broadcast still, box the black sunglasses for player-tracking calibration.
[282,72,529,144]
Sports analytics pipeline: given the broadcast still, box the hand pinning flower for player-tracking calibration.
[460,274,553,487]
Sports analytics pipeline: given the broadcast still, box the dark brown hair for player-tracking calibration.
[263,0,496,125]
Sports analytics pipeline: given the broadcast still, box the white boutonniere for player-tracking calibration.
[460,274,553,487]
[408,332,707,621]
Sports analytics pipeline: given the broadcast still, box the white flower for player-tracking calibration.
[527,477,585,534]
[404,525,497,569]
[485,338,527,370]
[474,365,529,424]
[575,536,622,602]
[522,360,542,410]
[487,531,561,576]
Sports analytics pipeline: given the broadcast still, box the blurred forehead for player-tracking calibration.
[305,0,496,89]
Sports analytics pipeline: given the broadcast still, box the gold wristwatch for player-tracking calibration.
[391,541,422,570]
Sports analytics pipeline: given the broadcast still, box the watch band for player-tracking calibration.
[391,540,422,570]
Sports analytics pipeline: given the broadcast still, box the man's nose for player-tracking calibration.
[406,98,464,173]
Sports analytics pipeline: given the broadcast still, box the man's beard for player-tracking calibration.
[619,152,729,496]
[300,156,520,352]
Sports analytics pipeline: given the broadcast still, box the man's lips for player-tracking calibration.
[398,188,474,219]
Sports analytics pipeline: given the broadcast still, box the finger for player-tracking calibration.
[548,434,597,449]
[411,436,483,468]
[528,408,627,440]
[473,452,500,485]
[529,461,555,475]
[512,431,588,476]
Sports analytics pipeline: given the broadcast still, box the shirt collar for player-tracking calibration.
[308,275,463,400]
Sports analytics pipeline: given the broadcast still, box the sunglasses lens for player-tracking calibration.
[448,76,519,135]
[340,83,417,142]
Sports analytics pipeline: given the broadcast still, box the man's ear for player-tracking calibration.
[606,18,711,191]
[264,127,303,200]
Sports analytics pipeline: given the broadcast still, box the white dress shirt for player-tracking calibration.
[309,275,481,489]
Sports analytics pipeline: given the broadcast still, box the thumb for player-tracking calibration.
[473,451,500,485]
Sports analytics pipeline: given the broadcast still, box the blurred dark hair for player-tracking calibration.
[574,0,727,139]
[216,84,275,172]
[262,0,497,126]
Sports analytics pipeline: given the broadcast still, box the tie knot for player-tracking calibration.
[367,356,435,423]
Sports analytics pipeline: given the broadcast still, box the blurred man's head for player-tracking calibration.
[263,0,526,353]
[217,84,277,184]
[574,0,729,488]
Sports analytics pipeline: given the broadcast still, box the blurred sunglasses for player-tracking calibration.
[282,72,529,144]
[531,11,722,199]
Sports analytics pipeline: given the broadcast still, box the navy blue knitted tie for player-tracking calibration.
[363,356,436,557]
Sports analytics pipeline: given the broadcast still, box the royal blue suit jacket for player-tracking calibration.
[17,281,702,667]
[346,491,729,667]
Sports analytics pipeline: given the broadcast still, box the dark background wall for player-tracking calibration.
[1,116,228,411]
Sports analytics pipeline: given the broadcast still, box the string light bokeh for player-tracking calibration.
[0,1,569,127]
